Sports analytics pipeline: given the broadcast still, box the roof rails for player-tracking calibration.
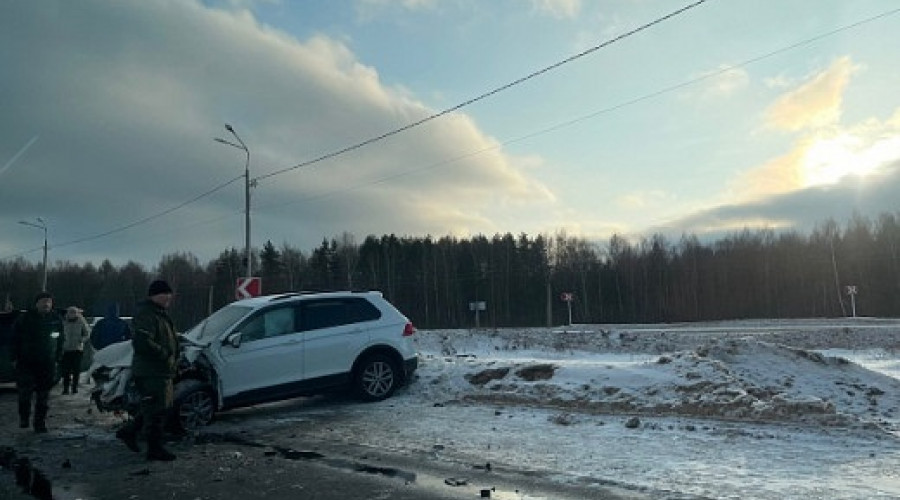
[267,292,306,302]
[266,290,384,302]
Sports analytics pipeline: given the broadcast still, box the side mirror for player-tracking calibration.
[224,333,242,348]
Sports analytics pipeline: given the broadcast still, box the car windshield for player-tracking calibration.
[184,304,253,343]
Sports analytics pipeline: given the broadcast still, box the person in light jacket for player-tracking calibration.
[60,306,90,395]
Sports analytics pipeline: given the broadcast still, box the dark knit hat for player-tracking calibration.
[33,291,52,304]
[148,279,173,296]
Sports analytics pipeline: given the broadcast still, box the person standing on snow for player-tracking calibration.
[116,279,179,461]
[12,291,63,433]
[59,306,90,395]
[90,303,132,350]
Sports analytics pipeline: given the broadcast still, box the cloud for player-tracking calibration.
[655,159,900,240]
[616,190,673,210]
[655,56,900,240]
[0,0,553,265]
[684,65,750,101]
[764,56,859,132]
[355,0,437,21]
[532,0,581,19]
[727,138,812,201]
[707,67,750,97]
[763,74,795,90]
[361,0,435,8]
[730,105,900,204]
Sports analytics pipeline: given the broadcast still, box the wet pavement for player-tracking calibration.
[0,387,675,500]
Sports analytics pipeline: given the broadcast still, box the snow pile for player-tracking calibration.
[410,325,900,430]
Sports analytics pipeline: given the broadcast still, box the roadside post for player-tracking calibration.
[560,292,574,326]
[846,285,858,317]
[469,301,486,328]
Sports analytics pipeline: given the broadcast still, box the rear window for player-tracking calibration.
[299,297,381,331]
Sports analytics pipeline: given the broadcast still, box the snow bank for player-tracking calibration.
[410,323,900,430]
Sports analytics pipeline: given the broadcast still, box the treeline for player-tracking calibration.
[2,212,900,329]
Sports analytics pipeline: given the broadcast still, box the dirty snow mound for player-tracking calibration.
[411,330,900,430]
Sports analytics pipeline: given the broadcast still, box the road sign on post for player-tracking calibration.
[236,277,261,300]
[845,285,858,318]
[560,292,574,326]
[469,301,486,328]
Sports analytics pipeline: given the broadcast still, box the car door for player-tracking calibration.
[217,305,304,398]
[300,298,375,382]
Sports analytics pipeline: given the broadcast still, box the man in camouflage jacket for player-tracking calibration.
[116,280,179,461]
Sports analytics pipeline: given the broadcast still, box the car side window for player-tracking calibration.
[238,307,296,342]
[299,300,344,332]
[264,307,295,337]
[345,297,381,323]
[298,298,381,332]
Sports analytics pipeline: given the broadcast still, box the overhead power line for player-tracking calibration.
[248,6,900,214]
[254,0,711,182]
[3,0,711,262]
[10,1,897,261]
[0,174,244,260]
[64,3,899,250]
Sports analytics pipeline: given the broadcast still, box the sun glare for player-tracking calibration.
[801,134,890,187]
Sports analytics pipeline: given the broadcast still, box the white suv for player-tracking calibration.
[90,291,418,430]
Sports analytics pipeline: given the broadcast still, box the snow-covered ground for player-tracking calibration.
[290,319,900,500]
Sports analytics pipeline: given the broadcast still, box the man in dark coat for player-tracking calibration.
[116,280,179,461]
[12,291,63,433]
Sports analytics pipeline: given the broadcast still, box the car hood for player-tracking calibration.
[87,340,133,375]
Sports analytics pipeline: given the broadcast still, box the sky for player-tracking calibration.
[2,0,900,269]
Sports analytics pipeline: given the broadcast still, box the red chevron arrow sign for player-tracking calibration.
[236,277,261,299]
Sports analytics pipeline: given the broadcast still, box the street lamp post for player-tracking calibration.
[18,217,48,291]
[214,124,252,278]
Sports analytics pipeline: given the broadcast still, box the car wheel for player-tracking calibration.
[172,379,216,432]
[354,354,398,402]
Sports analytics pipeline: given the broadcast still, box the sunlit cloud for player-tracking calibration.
[695,65,750,98]
[729,138,813,201]
[763,74,794,89]
[764,56,859,132]
[681,217,795,236]
[532,0,581,19]
[354,0,437,22]
[656,159,900,241]
[616,190,672,210]
[358,0,436,10]
[726,55,900,204]
[734,106,900,202]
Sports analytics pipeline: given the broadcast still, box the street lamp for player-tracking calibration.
[18,217,48,291]
[214,124,252,278]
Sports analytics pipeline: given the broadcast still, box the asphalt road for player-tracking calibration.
[0,386,670,500]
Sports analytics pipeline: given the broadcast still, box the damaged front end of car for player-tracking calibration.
[87,335,221,432]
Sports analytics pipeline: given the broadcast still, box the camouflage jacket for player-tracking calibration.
[131,299,179,378]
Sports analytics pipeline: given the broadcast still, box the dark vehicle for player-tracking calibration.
[0,309,22,383]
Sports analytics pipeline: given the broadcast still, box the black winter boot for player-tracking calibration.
[116,425,141,453]
[146,422,175,461]
[146,442,176,461]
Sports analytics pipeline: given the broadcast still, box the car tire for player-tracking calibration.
[354,354,398,402]
[171,379,216,432]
